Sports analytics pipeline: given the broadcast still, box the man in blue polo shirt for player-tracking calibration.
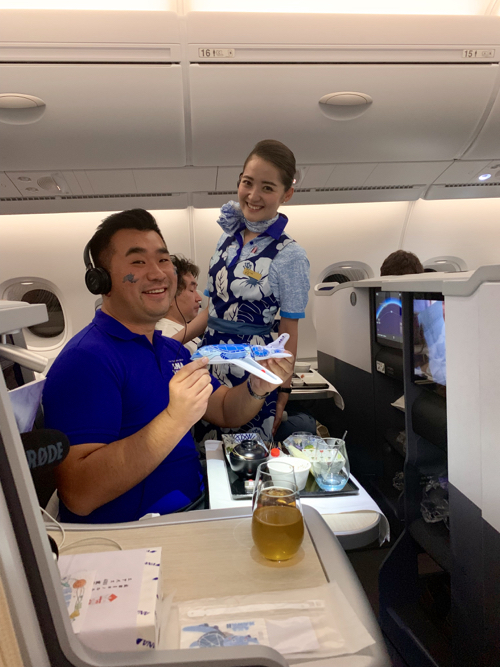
[43,209,293,524]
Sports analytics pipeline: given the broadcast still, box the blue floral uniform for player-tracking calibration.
[197,202,310,441]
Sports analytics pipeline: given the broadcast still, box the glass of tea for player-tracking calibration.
[251,461,304,562]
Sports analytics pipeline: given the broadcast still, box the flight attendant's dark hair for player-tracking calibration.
[243,139,296,191]
[89,208,167,270]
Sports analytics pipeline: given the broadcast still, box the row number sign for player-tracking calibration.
[198,48,235,58]
[462,49,495,58]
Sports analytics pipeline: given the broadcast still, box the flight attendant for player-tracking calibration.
[194,139,310,441]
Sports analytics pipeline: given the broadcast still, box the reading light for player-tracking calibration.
[340,266,352,269]
[478,173,492,181]
[21,282,34,285]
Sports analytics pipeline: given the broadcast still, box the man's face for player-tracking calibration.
[104,228,177,329]
[176,272,202,322]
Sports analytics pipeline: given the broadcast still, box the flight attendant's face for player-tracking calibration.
[238,156,293,222]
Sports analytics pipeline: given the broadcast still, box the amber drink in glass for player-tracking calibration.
[251,461,304,561]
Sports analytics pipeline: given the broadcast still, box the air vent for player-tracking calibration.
[444,182,500,188]
[207,190,238,196]
[0,192,180,202]
[295,185,418,192]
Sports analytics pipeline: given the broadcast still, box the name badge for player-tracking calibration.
[243,267,262,281]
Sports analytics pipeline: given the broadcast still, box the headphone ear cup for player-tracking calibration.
[85,267,112,295]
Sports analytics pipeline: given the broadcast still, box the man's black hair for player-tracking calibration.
[88,209,167,270]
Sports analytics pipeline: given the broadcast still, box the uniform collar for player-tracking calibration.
[265,213,289,239]
[233,212,288,240]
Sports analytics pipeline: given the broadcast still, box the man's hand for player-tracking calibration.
[166,357,213,431]
[251,354,294,397]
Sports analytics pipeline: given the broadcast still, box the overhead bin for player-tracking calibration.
[189,63,498,166]
[186,13,500,64]
[0,64,186,171]
[0,9,181,62]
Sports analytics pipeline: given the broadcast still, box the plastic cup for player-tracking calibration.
[312,438,350,492]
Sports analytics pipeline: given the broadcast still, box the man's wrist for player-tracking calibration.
[247,377,271,401]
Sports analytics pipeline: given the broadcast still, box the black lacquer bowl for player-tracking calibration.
[228,438,269,479]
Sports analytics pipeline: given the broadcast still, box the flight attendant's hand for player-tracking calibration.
[251,355,294,397]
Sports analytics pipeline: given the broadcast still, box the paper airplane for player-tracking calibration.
[191,333,292,385]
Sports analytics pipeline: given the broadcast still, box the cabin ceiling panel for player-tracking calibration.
[84,170,138,195]
[0,173,22,198]
[433,160,492,184]
[215,167,241,191]
[133,167,217,193]
[300,165,336,189]
[363,162,450,187]
[0,64,186,172]
[462,87,500,161]
[325,164,377,188]
[189,64,498,166]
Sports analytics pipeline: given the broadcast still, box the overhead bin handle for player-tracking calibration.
[0,94,46,125]
[319,92,373,120]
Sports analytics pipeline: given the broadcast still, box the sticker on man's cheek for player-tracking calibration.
[122,274,138,283]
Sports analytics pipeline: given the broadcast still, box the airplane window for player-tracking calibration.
[1,280,66,348]
[21,289,64,338]
[423,256,467,273]
[323,273,351,284]
[320,261,373,284]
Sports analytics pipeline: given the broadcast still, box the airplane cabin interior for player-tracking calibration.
[1,2,500,667]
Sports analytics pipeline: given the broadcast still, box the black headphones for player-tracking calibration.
[83,242,112,295]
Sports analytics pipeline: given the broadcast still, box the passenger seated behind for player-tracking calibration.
[380,249,424,276]
[156,255,202,354]
[42,209,293,524]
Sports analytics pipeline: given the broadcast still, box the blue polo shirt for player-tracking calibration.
[43,310,220,524]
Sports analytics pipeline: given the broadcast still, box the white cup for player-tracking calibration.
[270,456,311,491]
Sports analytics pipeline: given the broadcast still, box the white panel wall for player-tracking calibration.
[447,282,500,533]
[404,198,500,269]
[446,291,482,509]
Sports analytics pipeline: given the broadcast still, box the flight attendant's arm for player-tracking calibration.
[170,307,208,344]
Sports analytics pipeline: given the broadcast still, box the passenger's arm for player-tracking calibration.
[203,354,294,428]
[273,317,298,435]
[170,307,208,344]
[55,358,212,516]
